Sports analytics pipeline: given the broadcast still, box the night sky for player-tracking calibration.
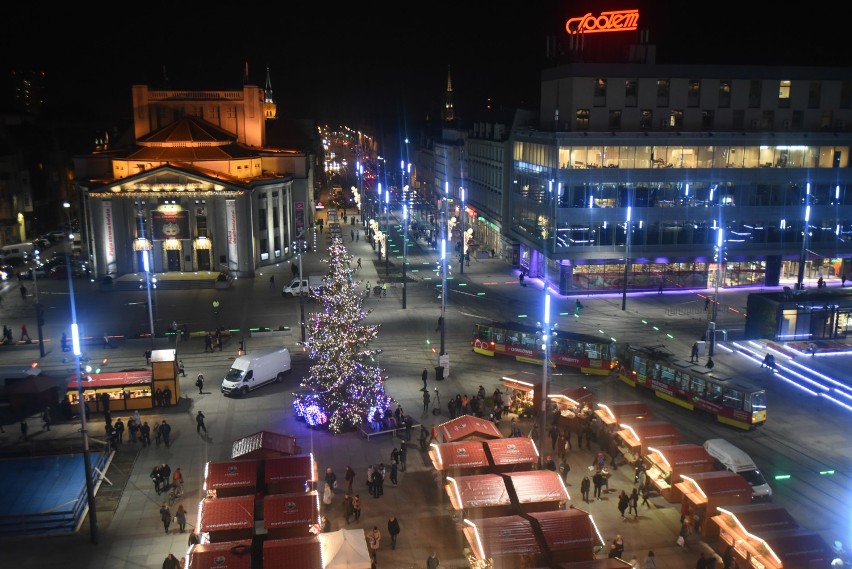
[6,2,852,142]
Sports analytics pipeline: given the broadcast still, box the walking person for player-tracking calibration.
[20,419,28,441]
[114,417,125,443]
[691,342,699,363]
[387,516,400,550]
[140,421,151,447]
[617,490,629,520]
[427,552,440,569]
[389,461,398,487]
[41,406,51,431]
[593,470,604,500]
[344,465,355,493]
[177,360,186,377]
[352,494,362,521]
[580,475,591,502]
[175,504,188,533]
[343,493,354,524]
[628,487,639,518]
[367,526,381,562]
[195,374,204,394]
[196,411,207,434]
[21,322,31,342]
[160,420,172,447]
[159,503,172,534]
[173,467,185,497]
[162,553,180,569]
[421,368,428,391]
[356,257,362,269]
[269,274,275,288]
[399,440,408,472]
[422,389,431,413]
[154,421,162,446]
[641,479,652,507]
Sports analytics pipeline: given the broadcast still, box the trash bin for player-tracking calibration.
[435,366,444,381]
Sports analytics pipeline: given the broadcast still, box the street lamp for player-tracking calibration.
[439,181,449,375]
[709,224,725,357]
[459,187,466,275]
[293,239,306,343]
[385,187,390,277]
[134,203,156,350]
[622,205,632,311]
[796,183,811,290]
[31,247,45,357]
[538,293,552,465]
[403,198,408,309]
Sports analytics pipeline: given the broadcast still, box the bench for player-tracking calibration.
[359,422,421,441]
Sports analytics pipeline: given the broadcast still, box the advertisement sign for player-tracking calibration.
[151,210,190,240]
[226,199,238,269]
[102,201,116,271]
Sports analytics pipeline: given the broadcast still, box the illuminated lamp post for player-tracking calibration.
[459,187,466,275]
[403,199,409,309]
[622,205,632,311]
[709,225,725,357]
[439,181,449,369]
[796,183,811,290]
[538,293,551,465]
[385,187,390,277]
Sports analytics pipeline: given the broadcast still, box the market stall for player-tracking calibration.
[231,431,302,460]
[549,386,595,432]
[151,348,179,405]
[712,504,833,569]
[644,444,715,502]
[187,539,253,569]
[197,494,255,544]
[263,536,322,569]
[204,459,259,498]
[445,473,513,520]
[429,441,490,477]
[263,491,320,540]
[66,370,157,413]
[501,376,536,417]
[616,421,681,465]
[527,509,604,565]
[462,515,543,569]
[439,415,503,444]
[675,471,752,538]
[594,401,653,433]
[484,437,538,473]
[264,454,318,494]
[503,470,570,513]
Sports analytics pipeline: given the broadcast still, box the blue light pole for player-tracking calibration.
[385,187,390,277]
[538,292,551,464]
[403,200,409,309]
[796,183,811,290]
[459,187,466,275]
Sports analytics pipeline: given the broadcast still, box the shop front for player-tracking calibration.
[675,471,752,538]
[67,370,155,414]
[643,444,715,503]
[550,386,595,433]
[616,421,681,465]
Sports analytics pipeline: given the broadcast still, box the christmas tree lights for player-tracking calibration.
[293,236,391,433]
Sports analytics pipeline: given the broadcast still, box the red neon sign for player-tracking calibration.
[566,9,639,35]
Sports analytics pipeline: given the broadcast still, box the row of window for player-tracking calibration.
[575,108,842,131]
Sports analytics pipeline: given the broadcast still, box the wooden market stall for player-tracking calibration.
[263,536,322,569]
[484,437,538,473]
[263,492,320,540]
[527,509,604,565]
[151,348,179,405]
[675,471,752,538]
[501,376,536,417]
[429,441,490,478]
[438,414,503,444]
[197,495,255,544]
[503,470,570,513]
[232,431,302,460]
[463,515,544,569]
[712,504,833,569]
[445,473,513,520]
[616,421,681,465]
[264,454,318,495]
[187,539,253,569]
[644,444,715,502]
[66,370,156,413]
[204,459,259,498]
[594,401,653,433]
[550,386,595,432]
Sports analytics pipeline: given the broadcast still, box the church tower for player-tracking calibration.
[264,65,278,120]
[442,65,455,122]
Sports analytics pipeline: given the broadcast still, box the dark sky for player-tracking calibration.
[6,2,852,143]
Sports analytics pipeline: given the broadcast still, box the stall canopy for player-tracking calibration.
[438,415,503,443]
[231,431,302,460]
[319,528,372,569]
[67,370,152,389]
[264,492,320,530]
[463,515,541,562]
[713,503,798,534]
[676,471,753,504]
[204,459,259,495]
[504,471,569,508]
[198,495,255,534]
[445,474,511,512]
[429,441,490,472]
[484,437,538,469]
[549,386,595,408]
[617,421,680,458]
[747,529,833,569]
[265,454,318,494]
[647,444,714,473]
[188,539,253,569]
[263,536,322,569]
[528,509,604,553]
[594,401,653,428]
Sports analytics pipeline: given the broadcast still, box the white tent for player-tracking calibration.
[319,528,372,569]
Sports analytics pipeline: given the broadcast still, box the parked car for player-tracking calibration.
[18,265,48,280]
[49,265,83,280]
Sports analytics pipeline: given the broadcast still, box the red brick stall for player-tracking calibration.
[503,470,570,514]
[527,509,604,565]
[263,492,321,540]
[264,454,318,495]
[187,539,252,569]
[204,459,259,498]
[484,436,538,474]
[263,536,322,569]
[197,495,255,544]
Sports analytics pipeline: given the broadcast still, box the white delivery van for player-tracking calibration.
[282,275,325,296]
[1,242,36,264]
[221,346,292,397]
[703,438,772,500]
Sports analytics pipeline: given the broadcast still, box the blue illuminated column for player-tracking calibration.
[385,187,390,276]
[403,199,408,309]
[538,292,551,463]
[459,187,466,275]
[710,225,725,357]
[796,183,811,289]
[440,181,448,358]
[622,205,632,311]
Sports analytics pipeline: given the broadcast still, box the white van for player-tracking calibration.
[1,242,36,263]
[221,346,292,397]
[703,438,772,501]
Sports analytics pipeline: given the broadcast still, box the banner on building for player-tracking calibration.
[102,201,117,273]
[294,201,305,238]
[226,199,238,271]
[151,210,190,240]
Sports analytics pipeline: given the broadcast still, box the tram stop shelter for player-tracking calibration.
[232,431,302,460]
[263,491,320,540]
[594,401,653,433]
[644,444,715,502]
[263,536,322,569]
[429,441,490,478]
[528,509,604,565]
[197,494,256,544]
[445,473,513,520]
[484,437,538,473]
[675,471,752,538]
[438,414,503,443]
[264,454,318,494]
[187,539,253,569]
[711,503,833,569]
[462,515,543,569]
[504,470,570,513]
[204,459,259,498]
[616,421,681,465]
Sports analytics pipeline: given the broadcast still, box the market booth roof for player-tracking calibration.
[527,509,604,552]
[675,471,753,505]
[463,515,542,562]
[264,491,320,529]
[712,503,798,534]
[429,441,490,472]
[67,370,152,389]
[319,528,372,569]
[231,431,302,460]
[484,437,538,468]
[263,536,322,569]
[187,539,253,569]
[446,474,511,511]
[438,415,503,443]
[646,444,714,472]
[594,401,653,427]
[198,495,255,533]
[264,454,318,492]
[549,386,595,407]
[617,421,680,455]
[204,459,259,495]
[503,470,570,507]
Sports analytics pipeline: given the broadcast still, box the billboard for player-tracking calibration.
[151,210,190,240]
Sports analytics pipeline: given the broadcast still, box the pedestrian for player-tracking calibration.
[371,466,383,498]
[204,333,213,353]
[42,406,51,431]
[325,467,337,493]
[352,494,361,521]
[144,349,152,365]
[429,424,438,445]
[544,455,557,471]
[722,546,735,569]
[128,417,138,443]
[580,475,591,502]
[175,504,187,533]
[343,493,354,524]
[160,463,172,492]
[427,552,440,569]
[641,479,652,507]
[617,490,629,520]
[196,411,207,434]
[399,440,408,471]
[549,424,559,451]
[628,487,639,517]
[162,553,180,569]
[356,257,362,270]
[422,389,431,413]
[61,332,69,352]
[177,360,186,377]
[387,515,400,550]
[160,420,172,447]
[103,332,113,349]
[691,342,699,363]
[705,356,714,370]
[159,503,172,534]
[140,421,151,447]
[612,534,625,559]
[114,417,125,443]
[435,315,443,332]
[173,467,184,496]
[643,550,657,569]
[21,322,31,342]
[153,420,162,446]
[163,386,172,407]
[356,231,360,242]
[421,368,428,391]
[269,274,275,288]
[575,299,583,315]
[695,552,708,569]
[367,526,381,562]
[389,462,398,487]
[321,515,331,533]
[195,373,205,394]
[344,465,356,493]
[351,229,355,241]
[20,419,28,441]
[593,470,604,500]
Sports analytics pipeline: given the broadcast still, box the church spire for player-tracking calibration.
[443,64,455,122]
[264,65,278,120]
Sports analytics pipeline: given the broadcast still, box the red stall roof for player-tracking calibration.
[504,471,569,505]
[618,421,680,448]
[188,539,253,569]
[463,515,541,560]
[596,401,653,424]
[198,495,255,533]
[646,444,714,470]
[231,431,301,459]
[484,437,538,466]
[550,386,595,407]
[205,460,259,491]
[439,415,503,443]
[759,529,834,567]
[429,441,489,471]
[67,370,152,389]
[528,509,603,551]
[265,455,318,485]
[715,503,798,533]
[446,474,511,511]
[263,536,323,569]
[677,471,752,499]
[264,492,320,529]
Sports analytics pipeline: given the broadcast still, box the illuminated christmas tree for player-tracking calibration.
[293,236,391,433]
